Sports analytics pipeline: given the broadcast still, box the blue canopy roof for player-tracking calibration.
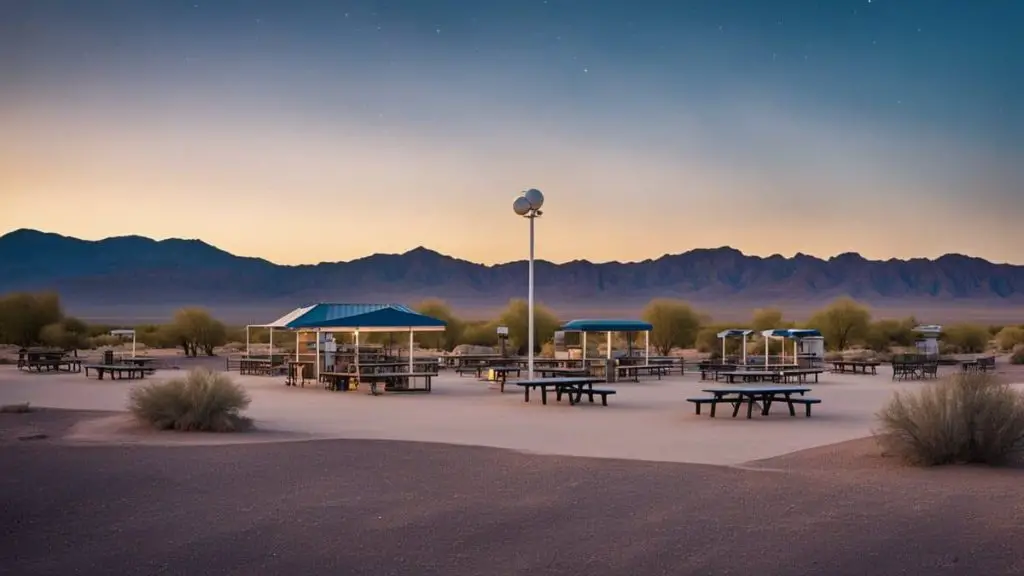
[560,319,653,332]
[717,329,753,338]
[761,328,821,339]
[265,303,446,331]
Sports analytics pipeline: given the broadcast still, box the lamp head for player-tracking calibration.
[512,196,531,216]
[523,188,544,210]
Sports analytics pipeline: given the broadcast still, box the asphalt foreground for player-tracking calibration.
[3,411,1024,576]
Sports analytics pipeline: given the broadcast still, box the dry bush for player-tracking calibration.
[1012,347,1024,365]
[876,373,1024,466]
[128,369,252,432]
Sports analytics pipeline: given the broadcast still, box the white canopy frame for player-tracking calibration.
[109,329,136,358]
[291,325,446,381]
[716,329,753,364]
[574,330,650,372]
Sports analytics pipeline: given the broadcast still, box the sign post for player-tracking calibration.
[496,325,509,357]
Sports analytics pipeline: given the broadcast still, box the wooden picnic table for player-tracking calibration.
[83,364,147,380]
[688,386,817,418]
[514,377,616,406]
[830,360,879,374]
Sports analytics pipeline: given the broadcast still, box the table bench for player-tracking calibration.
[456,365,488,378]
[688,386,815,418]
[515,377,610,406]
[830,361,879,374]
[616,364,670,382]
[536,367,589,378]
[360,371,437,395]
[21,359,82,373]
[319,371,354,391]
[83,364,148,380]
[239,359,275,376]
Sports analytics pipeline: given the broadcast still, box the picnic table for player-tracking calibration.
[286,360,313,386]
[892,361,938,380]
[319,371,354,391]
[961,357,995,373]
[616,363,671,381]
[356,371,437,395]
[240,358,275,376]
[485,365,522,392]
[536,367,589,378]
[83,364,148,380]
[514,377,616,406]
[830,360,879,374]
[687,386,819,419]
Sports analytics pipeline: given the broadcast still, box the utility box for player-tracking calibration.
[605,358,617,383]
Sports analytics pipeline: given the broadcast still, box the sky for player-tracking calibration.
[1,0,1022,265]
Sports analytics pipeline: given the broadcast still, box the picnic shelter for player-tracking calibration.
[559,319,654,365]
[716,329,753,363]
[251,303,446,380]
[760,328,822,365]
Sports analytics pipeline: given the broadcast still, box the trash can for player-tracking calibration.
[605,358,617,383]
[103,350,114,366]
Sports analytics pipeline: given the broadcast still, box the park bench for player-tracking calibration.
[688,386,815,419]
[787,397,822,417]
[558,387,616,406]
[776,369,823,383]
[319,371,354,391]
[83,364,147,380]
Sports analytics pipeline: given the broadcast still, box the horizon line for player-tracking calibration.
[2,227,1019,268]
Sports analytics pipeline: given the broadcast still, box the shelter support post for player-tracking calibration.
[245,326,250,356]
[582,332,587,370]
[354,330,360,377]
[606,331,612,359]
[644,331,649,364]
[742,336,747,364]
[269,329,273,357]
[315,330,321,381]
[295,332,299,362]
[409,329,414,374]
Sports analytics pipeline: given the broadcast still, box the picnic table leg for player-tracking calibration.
[746,396,756,419]
[784,393,796,416]
[732,397,742,418]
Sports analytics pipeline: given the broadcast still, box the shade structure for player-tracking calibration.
[559,318,653,365]
[716,329,753,363]
[259,303,446,332]
[560,319,653,333]
[252,303,446,382]
[760,328,822,365]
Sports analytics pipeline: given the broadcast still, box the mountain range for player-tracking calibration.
[1,229,1022,323]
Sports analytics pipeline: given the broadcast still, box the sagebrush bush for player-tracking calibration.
[129,369,252,432]
[876,373,1024,466]
[1011,348,1024,365]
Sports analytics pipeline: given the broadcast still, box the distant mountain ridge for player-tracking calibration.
[1,229,1023,319]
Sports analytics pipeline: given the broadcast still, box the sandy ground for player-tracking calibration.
[2,409,1024,575]
[2,362,1022,465]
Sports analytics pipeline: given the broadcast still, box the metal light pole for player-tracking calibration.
[513,188,544,380]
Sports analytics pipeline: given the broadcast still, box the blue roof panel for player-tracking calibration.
[288,303,445,330]
[560,319,653,332]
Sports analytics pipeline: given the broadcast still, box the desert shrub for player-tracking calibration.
[805,297,871,351]
[128,369,252,432]
[995,326,1024,352]
[1012,347,1024,365]
[642,299,703,355]
[942,323,990,353]
[824,351,844,362]
[876,373,1024,466]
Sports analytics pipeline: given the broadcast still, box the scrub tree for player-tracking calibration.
[496,299,560,355]
[805,297,871,352]
[641,299,703,355]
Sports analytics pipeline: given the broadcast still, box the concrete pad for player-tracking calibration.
[0,365,1006,465]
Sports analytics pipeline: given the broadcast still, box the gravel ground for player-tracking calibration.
[2,410,1024,576]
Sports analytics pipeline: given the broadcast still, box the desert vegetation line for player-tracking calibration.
[0,291,1023,363]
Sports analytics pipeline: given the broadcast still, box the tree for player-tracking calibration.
[943,323,990,354]
[805,297,871,351]
[641,299,703,355]
[750,308,785,332]
[496,299,560,355]
[995,326,1024,352]
[168,307,228,356]
[864,317,917,352]
[414,299,463,351]
[0,291,64,346]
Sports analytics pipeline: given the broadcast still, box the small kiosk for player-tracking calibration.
[913,324,942,357]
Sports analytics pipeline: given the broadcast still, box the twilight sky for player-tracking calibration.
[1,0,1021,264]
